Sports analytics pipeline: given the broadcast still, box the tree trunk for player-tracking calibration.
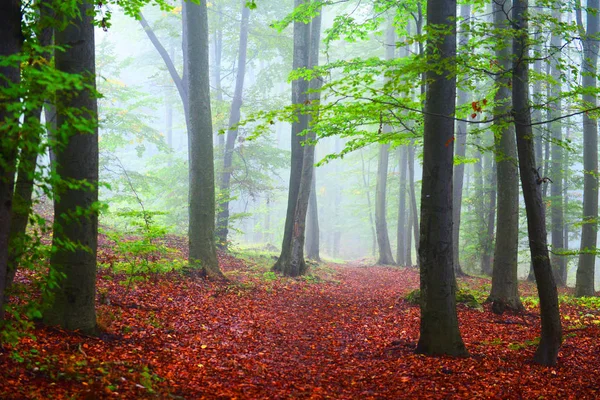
[397,146,407,266]
[305,169,320,261]
[416,0,467,357]
[407,143,419,255]
[488,0,522,313]
[481,155,496,275]
[7,4,54,291]
[375,144,395,265]
[549,10,566,286]
[273,0,311,276]
[184,0,223,279]
[405,204,413,266]
[453,2,470,277]
[360,149,376,258]
[43,0,98,334]
[512,0,562,365]
[0,0,23,320]
[288,7,322,274]
[216,2,251,249]
[576,0,599,297]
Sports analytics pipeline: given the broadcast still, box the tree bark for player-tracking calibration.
[43,0,98,334]
[488,0,522,313]
[481,155,496,275]
[416,0,467,357]
[7,3,54,291]
[512,0,562,365]
[397,146,407,266]
[0,0,23,320]
[549,10,566,286]
[288,6,322,274]
[273,0,311,276]
[184,0,223,279]
[407,143,419,256]
[216,1,251,249]
[305,169,320,261]
[576,0,599,297]
[375,143,395,265]
[453,2,470,277]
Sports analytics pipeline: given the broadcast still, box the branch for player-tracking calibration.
[138,13,186,103]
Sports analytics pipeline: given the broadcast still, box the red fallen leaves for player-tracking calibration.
[1,260,600,399]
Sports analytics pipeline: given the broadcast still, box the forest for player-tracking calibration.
[1,0,600,398]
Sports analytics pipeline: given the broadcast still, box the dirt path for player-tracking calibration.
[2,263,600,399]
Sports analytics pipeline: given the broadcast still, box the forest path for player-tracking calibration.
[3,261,600,399]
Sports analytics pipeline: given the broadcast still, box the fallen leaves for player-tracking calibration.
[1,256,599,399]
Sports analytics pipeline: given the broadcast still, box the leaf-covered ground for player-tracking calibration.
[2,247,600,399]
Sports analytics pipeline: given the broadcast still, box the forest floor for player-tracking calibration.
[1,238,600,399]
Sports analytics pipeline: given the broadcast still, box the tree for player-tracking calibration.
[452,2,470,277]
[548,9,566,286]
[575,0,599,297]
[0,0,23,320]
[7,1,54,291]
[487,0,523,313]
[216,1,251,249]
[512,0,562,365]
[416,0,467,356]
[43,0,98,334]
[374,15,396,266]
[184,0,223,279]
[396,146,407,266]
[273,0,312,276]
[305,172,321,261]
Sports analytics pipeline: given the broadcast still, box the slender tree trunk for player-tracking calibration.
[361,149,376,258]
[416,0,467,357]
[397,146,407,266]
[273,0,311,276]
[488,0,522,313]
[184,0,223,279]
[375,144,395,264]
[453,2,470,277]
[44,0,98,333]
[374,16,396,265]
[512,0,562,365]
[216,1,251,249]
[288,7,322,274]
[576,0,599,297]
[408,143,419,255]
[481,155,496,275]
[0,0,23,319]
[305,169,320,260]
[549,10,566,286]
[6,4,53,291]
[214,6,225,148]
[405,205,413,265]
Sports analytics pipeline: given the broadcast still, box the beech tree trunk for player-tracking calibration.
[43,0,98,334]
[416,0,467,357]
[397,146,407,266]
[273,0,311,276]
[216,1,251,249]
[407,143,419,256]
[0,0,22,319]
[488,0,522,313]
[305,169,320,261]
[452,2,470,277]
[576,0,599,297]
[512,0,562,366]
[7,3,54,291]
[481,155,496,276]
[375,143,395,265]
[549,10,566,286]
[288,6,322,273]
[184,0,223,279]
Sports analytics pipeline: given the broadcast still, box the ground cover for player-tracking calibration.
[1,244,599,399]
